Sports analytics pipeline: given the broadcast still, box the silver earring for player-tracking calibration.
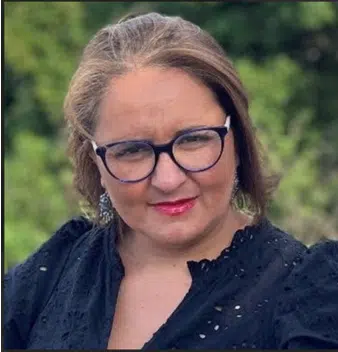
[231,171,239,202]
[99,192,114,225]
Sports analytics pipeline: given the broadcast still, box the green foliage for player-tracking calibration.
[4,132,79,270]
[4,2,88,148]
[236,56,336,243]
[298,2,336,29]
[4,2,338,268]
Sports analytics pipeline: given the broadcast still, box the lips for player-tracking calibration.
[154,198,196,206]
[151,197,198,216]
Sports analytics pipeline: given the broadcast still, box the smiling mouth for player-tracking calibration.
[150,197,198,216]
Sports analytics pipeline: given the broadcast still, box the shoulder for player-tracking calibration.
[244,217,308,269]
[273,239,338,349]
[3,216,96,349]
[5,216,95,281]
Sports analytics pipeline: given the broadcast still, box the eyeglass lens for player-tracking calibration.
[105,129,223,182]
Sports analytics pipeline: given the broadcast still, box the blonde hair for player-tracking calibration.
[64,12,278,228]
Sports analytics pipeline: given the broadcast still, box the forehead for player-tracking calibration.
[95,67,224,143]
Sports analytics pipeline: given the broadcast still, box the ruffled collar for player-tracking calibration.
[187,217,270,280]
[107,217,271,281]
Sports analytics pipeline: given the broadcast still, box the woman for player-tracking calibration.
[4,12,338,349]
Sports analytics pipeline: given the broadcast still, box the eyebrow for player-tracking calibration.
[173,124,210,136]
[102,124,213,145]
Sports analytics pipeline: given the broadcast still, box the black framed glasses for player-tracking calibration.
[92,115,231,183]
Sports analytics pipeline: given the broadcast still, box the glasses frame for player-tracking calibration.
[92,115,231,183]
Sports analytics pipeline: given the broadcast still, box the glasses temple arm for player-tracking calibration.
[224,115,231,130]
[91,140,98,151]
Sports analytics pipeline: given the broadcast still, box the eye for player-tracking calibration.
[177,131,216,146]
[108,142,153,160]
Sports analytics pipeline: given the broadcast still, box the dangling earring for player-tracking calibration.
[231,170,239,203]
[99,191,114,225]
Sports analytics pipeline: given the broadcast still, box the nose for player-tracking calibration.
[150,152,187,192]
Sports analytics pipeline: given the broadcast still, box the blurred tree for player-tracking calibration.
[4,2,88,153]
[4,132,79,270]
[236,56,336,243]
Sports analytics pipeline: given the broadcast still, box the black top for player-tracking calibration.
[4,217,338,349]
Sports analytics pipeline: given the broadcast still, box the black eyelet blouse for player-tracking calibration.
[4,217,338,349]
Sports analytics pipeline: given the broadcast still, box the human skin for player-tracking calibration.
[94,66,250,265]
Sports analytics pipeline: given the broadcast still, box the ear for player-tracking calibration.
[97,164,105,190]
[89,146,104,187]
[90,153,97,163]
[100,177,105,190]
[229,129,240,168]
[235,154,240,168]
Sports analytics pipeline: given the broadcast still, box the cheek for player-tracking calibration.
[104,177,148,223]
[96,159,144,205]
[111,183,146,205]
[193,147,236,203]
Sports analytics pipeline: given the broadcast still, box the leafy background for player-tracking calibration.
[4,2,338,270]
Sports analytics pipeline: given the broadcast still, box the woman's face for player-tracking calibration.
[94,67,237,248]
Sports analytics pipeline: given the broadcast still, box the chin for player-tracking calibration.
[149,222,208,248]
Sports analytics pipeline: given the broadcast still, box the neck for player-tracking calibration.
[118,208,252,274]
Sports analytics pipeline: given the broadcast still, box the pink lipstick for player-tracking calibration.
[152,197,197,216]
